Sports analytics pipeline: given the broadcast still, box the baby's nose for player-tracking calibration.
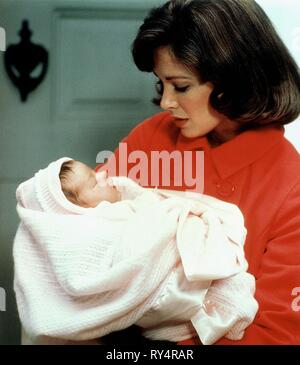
[96,170,108,187]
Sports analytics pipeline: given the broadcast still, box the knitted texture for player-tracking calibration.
[14,160,258,344]
[16,157,88,215]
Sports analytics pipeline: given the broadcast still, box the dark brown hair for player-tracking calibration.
[132,0,300,128]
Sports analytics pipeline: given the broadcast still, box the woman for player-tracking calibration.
[100,0,300,344]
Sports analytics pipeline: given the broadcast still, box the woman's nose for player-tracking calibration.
[160,90,178,111]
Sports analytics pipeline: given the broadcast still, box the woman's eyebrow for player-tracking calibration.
[165,76,191,80]
[153,71,191,81]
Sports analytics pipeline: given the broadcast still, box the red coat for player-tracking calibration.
[98,111,300,344]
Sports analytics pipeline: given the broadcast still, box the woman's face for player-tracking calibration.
[153,46,235,139]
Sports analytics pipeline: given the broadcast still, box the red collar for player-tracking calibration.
[176,124,284,180]
[211,126,284,179]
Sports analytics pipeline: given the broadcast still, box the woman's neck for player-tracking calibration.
[208,118,240,147]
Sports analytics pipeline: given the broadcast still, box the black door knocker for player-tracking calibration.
[4,20,48,102]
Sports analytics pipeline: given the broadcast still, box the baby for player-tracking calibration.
[59,160,121,207]
[15,157,258,345]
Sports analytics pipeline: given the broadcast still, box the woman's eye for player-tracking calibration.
[155,80,189,94]
[174,85,189,92]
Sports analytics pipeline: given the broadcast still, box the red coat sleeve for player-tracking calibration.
[214,180,300,344]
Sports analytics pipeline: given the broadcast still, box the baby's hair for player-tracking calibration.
[59,160,79,204]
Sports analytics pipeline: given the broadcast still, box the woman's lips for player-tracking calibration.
[174,118,188,128]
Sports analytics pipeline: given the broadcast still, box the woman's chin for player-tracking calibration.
[180,128,205,139]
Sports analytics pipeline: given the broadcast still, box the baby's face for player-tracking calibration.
[69,161,121,207]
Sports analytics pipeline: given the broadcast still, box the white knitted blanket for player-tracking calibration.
[14,167,258,345]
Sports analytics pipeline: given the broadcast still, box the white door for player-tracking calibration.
[0,0,164,345]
